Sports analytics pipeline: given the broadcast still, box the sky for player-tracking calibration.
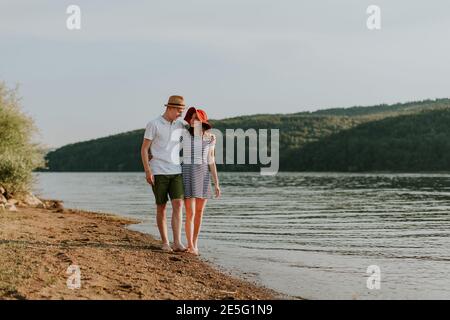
[1,0,449,148]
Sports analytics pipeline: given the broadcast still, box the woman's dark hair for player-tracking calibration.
[188,123,210,136]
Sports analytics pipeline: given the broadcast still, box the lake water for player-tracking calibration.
[33,172,450,299]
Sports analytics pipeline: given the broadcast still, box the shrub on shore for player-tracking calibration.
[0,82,45,193]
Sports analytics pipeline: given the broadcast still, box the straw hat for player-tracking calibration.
[164,95,185,107]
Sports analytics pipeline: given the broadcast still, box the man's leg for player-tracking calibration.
[152,175,170,249]
[171,199,185,249]
[168,174,186,251]
[156,203,169,245]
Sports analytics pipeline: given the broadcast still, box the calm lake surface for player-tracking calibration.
[33,172,450,299]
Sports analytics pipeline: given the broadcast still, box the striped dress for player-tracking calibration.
[181,129,216,199]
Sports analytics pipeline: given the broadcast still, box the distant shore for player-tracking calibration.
[0,203,284,300]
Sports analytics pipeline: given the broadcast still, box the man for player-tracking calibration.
[141,95,187,252]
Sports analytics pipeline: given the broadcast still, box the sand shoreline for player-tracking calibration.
[0,202,289,300]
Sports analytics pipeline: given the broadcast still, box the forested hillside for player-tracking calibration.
[43,98,450,172]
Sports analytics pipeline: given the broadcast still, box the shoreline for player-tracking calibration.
[0,201,289,300]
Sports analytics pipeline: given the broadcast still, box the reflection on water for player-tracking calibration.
[33,172,450,299]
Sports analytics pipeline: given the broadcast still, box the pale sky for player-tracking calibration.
[1,0,449,148]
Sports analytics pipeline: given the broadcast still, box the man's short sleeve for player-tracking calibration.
[144,121,157,140]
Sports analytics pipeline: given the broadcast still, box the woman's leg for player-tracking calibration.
[184,198,195,250]
[193,198,208,253]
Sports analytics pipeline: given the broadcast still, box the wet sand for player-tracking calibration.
[0,204,284,300]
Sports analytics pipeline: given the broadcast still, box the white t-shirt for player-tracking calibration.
[144,116,186,175]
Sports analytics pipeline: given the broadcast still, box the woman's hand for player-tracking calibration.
[215,185,221,198]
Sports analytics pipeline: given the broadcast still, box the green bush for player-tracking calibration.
[0,82,45,193]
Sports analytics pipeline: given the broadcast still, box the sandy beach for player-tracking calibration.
[0,203,282,300]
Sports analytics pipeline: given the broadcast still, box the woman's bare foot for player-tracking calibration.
[161,243,173,253]
[187,247,199,255]
[172,243,187,252]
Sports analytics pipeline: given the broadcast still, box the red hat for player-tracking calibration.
[184,107,212,130]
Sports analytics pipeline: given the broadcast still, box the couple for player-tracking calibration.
[140,95,220,256]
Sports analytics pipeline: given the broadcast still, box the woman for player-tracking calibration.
[181,107,221,255]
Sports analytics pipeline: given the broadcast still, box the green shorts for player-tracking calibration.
[152,174,184,205]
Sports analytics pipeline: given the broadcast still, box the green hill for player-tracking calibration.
[287,108,450,172]
[43,98,450,172]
